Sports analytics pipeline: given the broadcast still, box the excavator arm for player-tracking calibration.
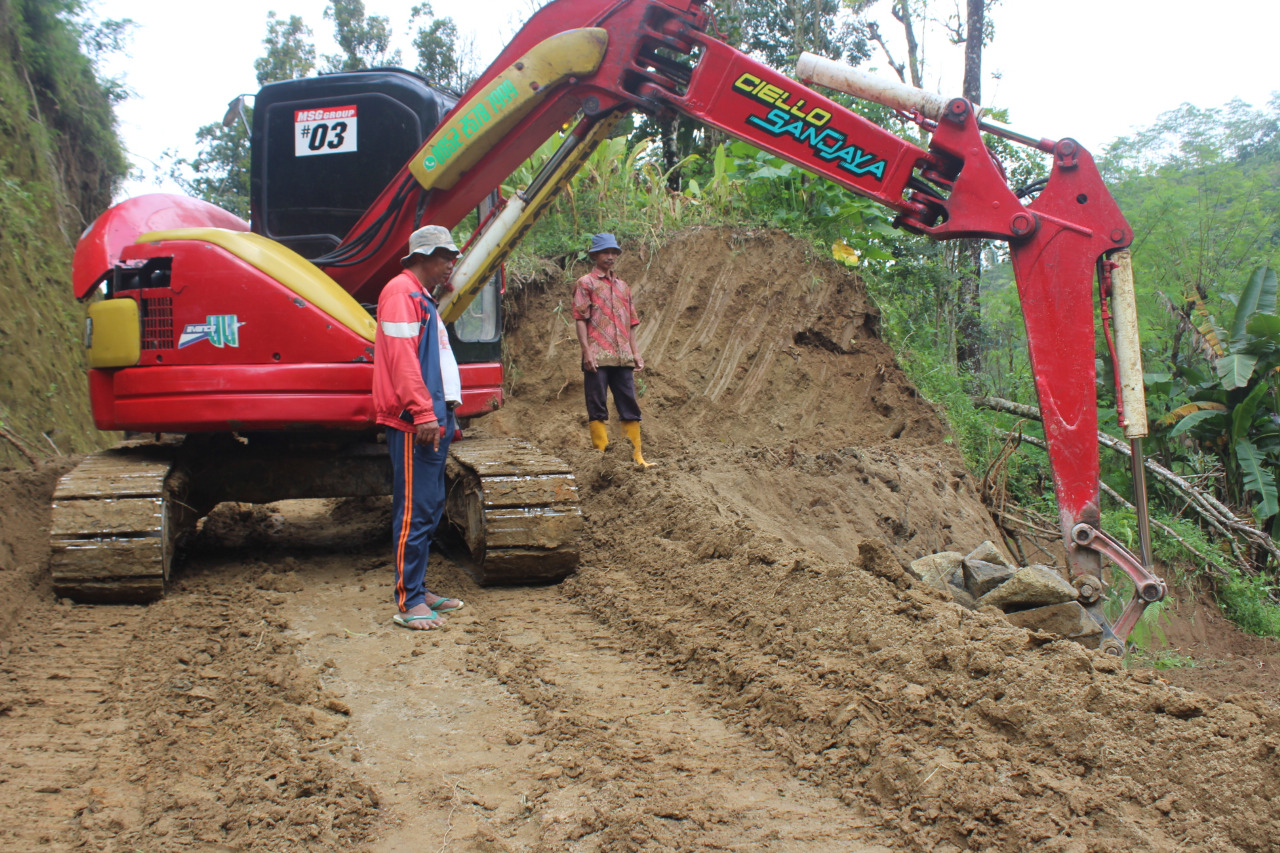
[313,0,1161,649]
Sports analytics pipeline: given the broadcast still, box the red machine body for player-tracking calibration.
[76,0,1157,639]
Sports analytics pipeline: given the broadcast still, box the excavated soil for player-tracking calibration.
[2,227,1279,852]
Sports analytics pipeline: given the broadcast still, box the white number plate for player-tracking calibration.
[294,105,359,157]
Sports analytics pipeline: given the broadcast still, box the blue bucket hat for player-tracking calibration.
[588,233,622,254]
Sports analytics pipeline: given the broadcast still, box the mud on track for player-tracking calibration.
[2,227,1280,852]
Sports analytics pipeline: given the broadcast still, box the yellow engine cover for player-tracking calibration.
[85,298,141,368]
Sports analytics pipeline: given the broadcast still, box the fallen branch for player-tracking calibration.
[978,394,1277,570]
[1096,479,1233,578]
[0,425,39,465]
[992,426,1252,572]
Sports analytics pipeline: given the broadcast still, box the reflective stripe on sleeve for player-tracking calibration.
[380,320,421,338]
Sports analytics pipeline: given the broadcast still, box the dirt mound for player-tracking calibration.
[482,226,1280,850]
[500,227,997,566]
[0,457,76,633]
[2,226,1279,852]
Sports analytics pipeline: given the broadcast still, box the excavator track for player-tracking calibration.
[446,437,583,585]
[49,444,188,603]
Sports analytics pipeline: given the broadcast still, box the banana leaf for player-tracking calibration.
[1230,267,1279,343]
[1236,437,1280,522]
[1169,407,1227,437]
[1232,380,1274,445]
[1216,352,1259,390]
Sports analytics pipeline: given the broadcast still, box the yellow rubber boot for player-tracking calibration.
[589,420,609,451]
[621,420,652,468]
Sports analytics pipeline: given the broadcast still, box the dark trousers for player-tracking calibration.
[584,366,642,421]
[387,413,454,612]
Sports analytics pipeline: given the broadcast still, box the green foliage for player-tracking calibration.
[174,2,470,216]
[1218,569,1280,639]
[1156,267,1280,531]
[716,0,870,68]
[7,0,128,207]
[634,0,871,191]
[75,11,134,103]
[0,0,126,465]
[701,141,899,259]
[322,0,400,72]
[1126,649,1197,670]
[1119,597,1170,653]
[254,12,315,86]
[1102,98,1280,308]
[504,128,908,286]
[167,121,250,220]
[411,3,472,93]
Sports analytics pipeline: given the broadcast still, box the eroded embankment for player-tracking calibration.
[1,226,1277,852]
[485,226,1280,851]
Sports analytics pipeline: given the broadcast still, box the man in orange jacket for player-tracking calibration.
[373,225,466,630]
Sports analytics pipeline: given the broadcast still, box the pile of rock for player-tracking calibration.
[910,541,1103,648]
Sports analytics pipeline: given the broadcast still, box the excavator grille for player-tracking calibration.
[140,296,174,350]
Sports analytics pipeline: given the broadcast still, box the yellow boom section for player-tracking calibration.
[409,28,609,190]
[441,114,623,325]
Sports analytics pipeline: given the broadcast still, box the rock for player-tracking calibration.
[901,683,928,704]
[977,564,1077,611]
[1003,602,1102,648]
[962,559,1015,597]
[946,583,977,611]
[909,551,964,590]
[964,540,1016,570]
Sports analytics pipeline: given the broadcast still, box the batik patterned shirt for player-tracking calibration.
[572,267,640,368]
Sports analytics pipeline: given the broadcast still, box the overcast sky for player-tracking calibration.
[94,0,1279,199]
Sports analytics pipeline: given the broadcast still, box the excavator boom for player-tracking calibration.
[385,0,1158,646]
[63,0,1162,646]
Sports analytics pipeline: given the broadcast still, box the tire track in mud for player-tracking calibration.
[286,543,896,852]
[0,604,146,851]
[0,552,382,853]
[465,585,892,852]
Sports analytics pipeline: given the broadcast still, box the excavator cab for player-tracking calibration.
[249,68,458,260]
[249,67,505,396]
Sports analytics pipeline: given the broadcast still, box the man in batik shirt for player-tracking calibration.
[572,232,652,468]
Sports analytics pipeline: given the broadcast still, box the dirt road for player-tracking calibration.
[3,229,1279,851]
[0,494,895,852]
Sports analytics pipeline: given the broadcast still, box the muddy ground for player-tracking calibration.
[2,228,1279,852]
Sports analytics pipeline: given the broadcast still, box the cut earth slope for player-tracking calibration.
[0,227,1277,851]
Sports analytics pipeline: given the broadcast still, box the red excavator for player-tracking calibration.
[55,0,1164,654]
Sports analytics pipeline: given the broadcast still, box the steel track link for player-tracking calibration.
[445,437,583,584]
[48,444,187,604]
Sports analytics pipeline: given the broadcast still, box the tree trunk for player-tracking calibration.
[890,0,924,88]
[659,116,681,192]
[956,0,984,376]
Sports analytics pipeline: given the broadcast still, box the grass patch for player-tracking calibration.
[1218,570,1280,640]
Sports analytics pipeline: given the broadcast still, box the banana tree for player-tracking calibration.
[1162,267,1280,549]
